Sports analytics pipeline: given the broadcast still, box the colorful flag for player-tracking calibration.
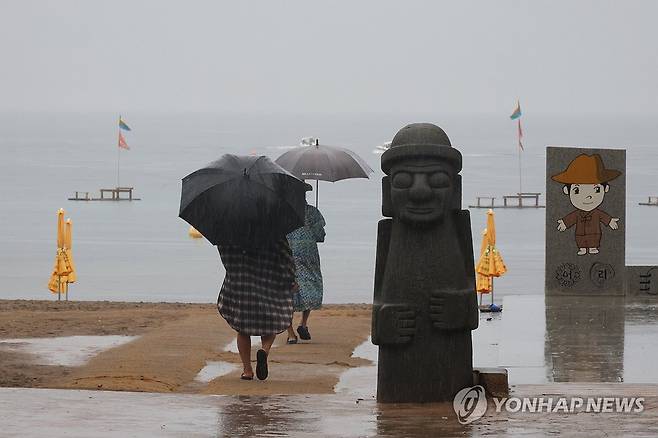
[118,132,130,150]
[517,119,524,151]
[119,117,132,131]
[510,101,522,120]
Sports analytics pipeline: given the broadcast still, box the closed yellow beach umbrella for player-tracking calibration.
[475,209,506,309]
[476,209,507,277]
[476,228,493,293]
[48,208,73,299]
[57,208,65,249]
[64,218,76,284]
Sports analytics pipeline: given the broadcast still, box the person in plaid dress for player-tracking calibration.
[217,238,297,380]
[285,203,326,343]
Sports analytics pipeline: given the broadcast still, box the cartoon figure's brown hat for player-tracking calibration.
[551,153,621,184]
[381,123,462,174]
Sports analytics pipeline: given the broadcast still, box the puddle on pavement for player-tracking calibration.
[352,336,377,362]
[194,361,238,383]
[334,336,377,398]
[0,335,137,367]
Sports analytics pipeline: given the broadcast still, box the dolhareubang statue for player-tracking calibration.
[372,123,478,403]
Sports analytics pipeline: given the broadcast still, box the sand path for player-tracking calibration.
[0,301,372,395]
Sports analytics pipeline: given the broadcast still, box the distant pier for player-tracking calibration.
[469,192,545,209]
[639,196,658,206]
[68,187,140,201]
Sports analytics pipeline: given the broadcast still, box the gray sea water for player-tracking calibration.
[1,112,657,303]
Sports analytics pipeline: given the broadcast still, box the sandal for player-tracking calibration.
[297,325,311,340]
[287,336,298,344]
[240,373,254,381]
[256,349,268,380]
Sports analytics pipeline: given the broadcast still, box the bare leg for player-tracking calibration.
[255,334,276,380]
[301,310,311,327]
[261,334,276,354]
[236,333,253,378]
[286,325,297,342]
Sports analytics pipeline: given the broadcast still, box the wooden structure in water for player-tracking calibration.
[639,196,658,206]
[469,192,545,209]
[68,187,140,201]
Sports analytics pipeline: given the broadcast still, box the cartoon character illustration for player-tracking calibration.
[551,154,621,256]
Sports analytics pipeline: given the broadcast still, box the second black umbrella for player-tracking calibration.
[275,140,373,206]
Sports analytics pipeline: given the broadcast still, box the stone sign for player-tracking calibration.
[545,146,626,296]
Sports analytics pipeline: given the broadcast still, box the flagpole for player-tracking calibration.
[518,118,522,197]
[117,115,121,189]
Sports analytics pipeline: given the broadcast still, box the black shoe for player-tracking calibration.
[297,325,311,340]
[256,349,268,380]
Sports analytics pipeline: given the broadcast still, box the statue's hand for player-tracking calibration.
[372,304,416,345]
[430,290,478,331]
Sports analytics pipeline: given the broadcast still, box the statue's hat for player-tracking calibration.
[381,123,462,174]
[551,154,621,184]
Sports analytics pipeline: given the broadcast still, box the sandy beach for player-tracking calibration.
[0,300,372,395]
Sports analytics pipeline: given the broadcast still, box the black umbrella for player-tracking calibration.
[179,154,307,247]
[275,140,374,206]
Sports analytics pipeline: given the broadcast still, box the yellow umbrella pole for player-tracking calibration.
[58,209,64,301]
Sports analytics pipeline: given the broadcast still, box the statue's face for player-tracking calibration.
[389,159,454,225]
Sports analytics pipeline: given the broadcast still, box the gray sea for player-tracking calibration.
[1,112,657,303]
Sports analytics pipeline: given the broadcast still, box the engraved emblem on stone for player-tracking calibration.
[555,263,581,288]
[589,262,615,288]
[639,267,658,295]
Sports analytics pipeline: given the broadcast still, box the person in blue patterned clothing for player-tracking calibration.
[286,188,326,344]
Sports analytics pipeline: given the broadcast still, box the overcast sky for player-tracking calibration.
[2,0,657,115]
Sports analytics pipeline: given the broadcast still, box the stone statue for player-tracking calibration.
[372,123,479,403]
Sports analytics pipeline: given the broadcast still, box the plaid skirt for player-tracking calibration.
[217,239,295,336]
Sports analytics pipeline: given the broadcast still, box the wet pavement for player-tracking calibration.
[2,386,658,437]
[471,294,658,384]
